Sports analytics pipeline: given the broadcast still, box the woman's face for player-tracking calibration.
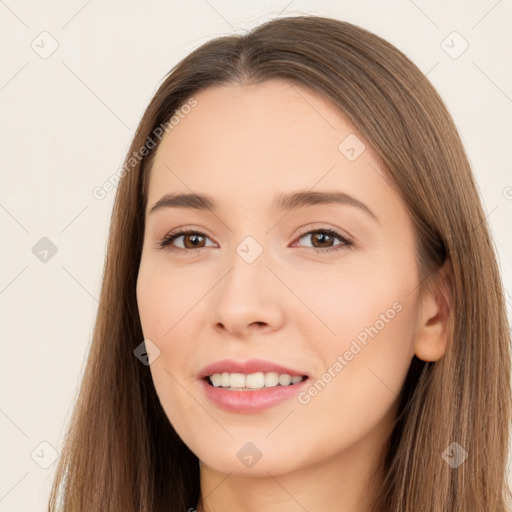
[136,79,426,478]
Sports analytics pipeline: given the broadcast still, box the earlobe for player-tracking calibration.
[414,258,453,363]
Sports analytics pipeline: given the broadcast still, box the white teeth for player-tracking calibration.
[227,372,244,388]
[279,374,291,386]
[264,372,279,387]
[245,372,265,389]
[208,371,304,389]
[210,373,222,387]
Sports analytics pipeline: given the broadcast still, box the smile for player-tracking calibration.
[198,359,310,413]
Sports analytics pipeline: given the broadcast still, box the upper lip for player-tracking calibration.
[198,359,309,379]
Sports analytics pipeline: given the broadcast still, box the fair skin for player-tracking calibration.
[136,79,449,512]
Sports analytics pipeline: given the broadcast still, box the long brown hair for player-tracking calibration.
[48,15,511,511]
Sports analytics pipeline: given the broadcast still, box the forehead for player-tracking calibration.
[147,80,389,213]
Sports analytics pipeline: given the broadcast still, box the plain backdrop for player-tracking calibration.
[1,1,511,510]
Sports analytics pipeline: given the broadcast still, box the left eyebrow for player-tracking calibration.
[272,190,379,223]
[148,190,379,223]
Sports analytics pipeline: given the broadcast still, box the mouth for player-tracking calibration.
[198,359,310,413]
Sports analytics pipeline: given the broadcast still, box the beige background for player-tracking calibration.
[1,1,511,510]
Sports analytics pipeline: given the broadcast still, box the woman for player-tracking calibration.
[48,15,511,512]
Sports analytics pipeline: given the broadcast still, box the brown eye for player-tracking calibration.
[296,229,352,252]
[182,233,206,249]
[309,232,336,248]
[159,230,216,251]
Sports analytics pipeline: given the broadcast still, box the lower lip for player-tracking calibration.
[200,378,309,413]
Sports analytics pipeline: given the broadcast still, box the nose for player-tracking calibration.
[211,248,286,339]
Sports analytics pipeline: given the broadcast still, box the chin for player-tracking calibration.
[188,435,315,478]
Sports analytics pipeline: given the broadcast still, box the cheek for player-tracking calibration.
[136,258,201,340]
[296,251,419,408]
[136,261,198,400]
[294,258,415,348]
[289,295,417,468]
[136,262,204,433]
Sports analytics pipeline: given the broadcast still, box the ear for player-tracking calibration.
[414,257,453,362]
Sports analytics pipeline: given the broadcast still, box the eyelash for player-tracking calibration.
[157,227,353,254]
